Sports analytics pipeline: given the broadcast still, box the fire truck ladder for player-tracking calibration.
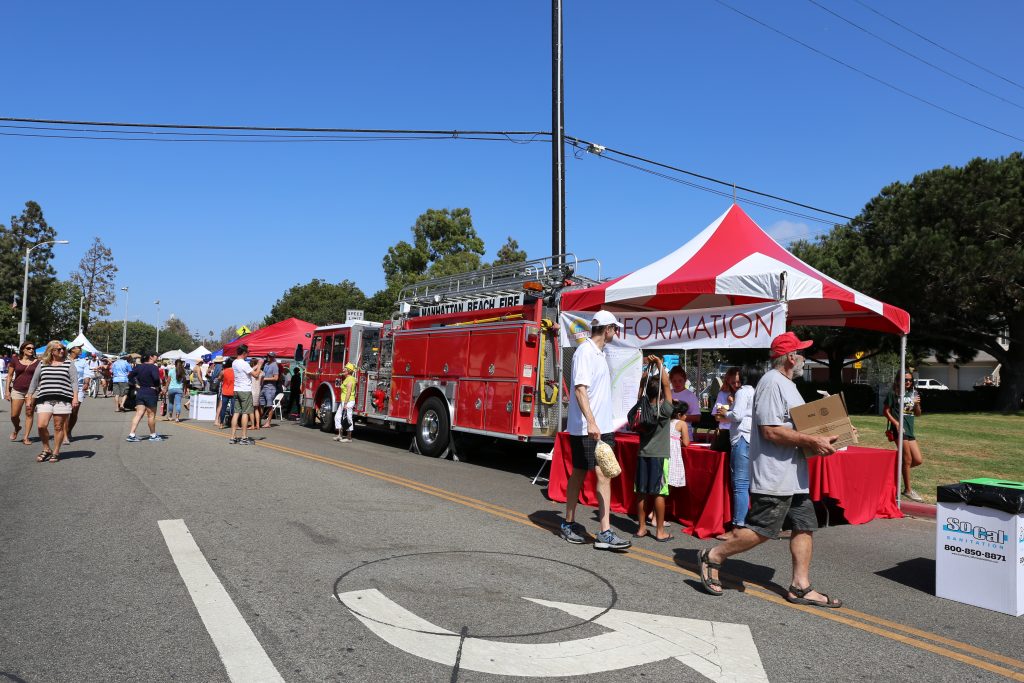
[395,254,602,313]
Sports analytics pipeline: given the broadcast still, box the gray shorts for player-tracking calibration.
[745,493,818,540]
[260,384,277,407]
[112,382,128,396]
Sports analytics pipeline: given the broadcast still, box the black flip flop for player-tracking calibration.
[786,584,842,608]
[697,549,724,596]
[654,534,674,542]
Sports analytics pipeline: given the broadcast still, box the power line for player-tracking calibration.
[852,0,1024,94]
[566,139,842,226]
[566,134,855,221]
[0,114,856,224]
[710,0,1024,144]
[0,116,548,137]
[806,0,1024,111]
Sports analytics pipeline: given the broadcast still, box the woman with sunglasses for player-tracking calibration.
[26,341,79,462]
[885,373,924,502]
[6,341,40,445]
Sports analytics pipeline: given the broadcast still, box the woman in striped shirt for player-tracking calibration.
[27,341,79,463]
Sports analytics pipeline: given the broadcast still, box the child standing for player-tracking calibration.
[632,355,675,542]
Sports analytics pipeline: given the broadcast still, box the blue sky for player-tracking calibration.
[2,1,1021,341]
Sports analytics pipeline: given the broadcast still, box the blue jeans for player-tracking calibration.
[167,389,183,417]
[730,436,751,527]
[219,393,234,424]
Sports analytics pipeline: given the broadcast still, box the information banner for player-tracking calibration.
[559,302,784,350]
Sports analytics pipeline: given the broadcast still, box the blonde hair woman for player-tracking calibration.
[6,341,39,445]
[26,341,79,462]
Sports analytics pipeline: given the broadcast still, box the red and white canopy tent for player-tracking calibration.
[561,204,912,503]
[562,204,909,335]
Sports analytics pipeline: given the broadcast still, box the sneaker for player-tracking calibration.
[148,434,166,441]
[240,437,255,445]
[332,436,342,442]
[228,438,240,445]
[560,521,586,544]
[126,435,142,443]
[594,529,631,551]
[902,489,924,503]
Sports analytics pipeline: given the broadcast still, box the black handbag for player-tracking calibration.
[627,370,661,434]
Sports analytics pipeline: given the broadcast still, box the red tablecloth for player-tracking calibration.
[547,433,901,539]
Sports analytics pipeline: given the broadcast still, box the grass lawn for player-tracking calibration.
[850,413,1024,504]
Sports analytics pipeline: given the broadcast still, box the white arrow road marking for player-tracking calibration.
[159,520,284,683]
[338,589,768,681]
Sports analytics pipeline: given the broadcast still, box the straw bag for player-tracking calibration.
[594,439,621,478]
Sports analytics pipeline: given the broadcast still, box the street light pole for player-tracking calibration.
[78,294,85,336]
[120,286,129,355]
[154,300,161,354]
[19,239,70,346]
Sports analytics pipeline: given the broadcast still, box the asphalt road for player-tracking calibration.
[1,398,1022,682]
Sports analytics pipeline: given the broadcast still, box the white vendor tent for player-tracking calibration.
[67,333,101,355]
[159,349,188,360]
[184,345,213,361]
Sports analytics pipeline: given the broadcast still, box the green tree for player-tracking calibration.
[36,280,85,341]
[374,208,486,317]
[264,278,368,326]
[0,201,60,343]
[837,152,1023,411]
[490,237,528,266]
[70,237,118,333]
[218,325,238,346]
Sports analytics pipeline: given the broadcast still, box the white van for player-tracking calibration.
[915,378,949,390]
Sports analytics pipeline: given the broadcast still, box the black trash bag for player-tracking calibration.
[937,482,1024,515]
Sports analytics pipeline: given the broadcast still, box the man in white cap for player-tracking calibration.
[697,332,842,607]
[561,309,631,551]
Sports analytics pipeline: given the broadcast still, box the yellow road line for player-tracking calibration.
[174,422,1024,680]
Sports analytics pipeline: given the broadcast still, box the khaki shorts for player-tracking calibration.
[10,390,27,401]
[112,382,128,396]
[35,400,73,416]
[234,391,254,415]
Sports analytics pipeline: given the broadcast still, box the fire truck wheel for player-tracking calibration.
[318,402,335,433]
[415,396,450,458]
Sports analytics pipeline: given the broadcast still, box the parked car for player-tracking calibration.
[915,378,949,390]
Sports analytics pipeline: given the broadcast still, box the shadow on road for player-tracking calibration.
[875,557,935,595]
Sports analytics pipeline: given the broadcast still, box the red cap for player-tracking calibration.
[770,332,813,359]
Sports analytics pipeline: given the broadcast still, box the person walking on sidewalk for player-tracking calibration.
[126,353,165,442]
[163,359,187,423]
[7,341,39,445]
[26,341,78,463]
[229,345,263,445]
[111,355,131,412]
[560,310,631,551]
[698,332,843,608]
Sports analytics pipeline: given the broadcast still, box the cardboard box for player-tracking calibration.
[789,393,858,457]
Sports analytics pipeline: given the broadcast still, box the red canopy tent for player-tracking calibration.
[221,317,316,358]
[561,204,909,335]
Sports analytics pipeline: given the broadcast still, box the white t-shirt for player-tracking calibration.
[726,384,755,445]
[714,390,733,430]
[749,369,808,496]
[670,388,701,438]
[232,359,255,392]
[566,338,614,435]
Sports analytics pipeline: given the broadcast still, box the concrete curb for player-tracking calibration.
[900,501,937,518]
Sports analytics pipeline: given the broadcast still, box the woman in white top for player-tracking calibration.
[711,368,741,452]
[716,366,761,539]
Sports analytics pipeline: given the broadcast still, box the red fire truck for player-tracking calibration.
[299,256,601,457]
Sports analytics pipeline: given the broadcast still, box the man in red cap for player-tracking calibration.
[697,331,843,608]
